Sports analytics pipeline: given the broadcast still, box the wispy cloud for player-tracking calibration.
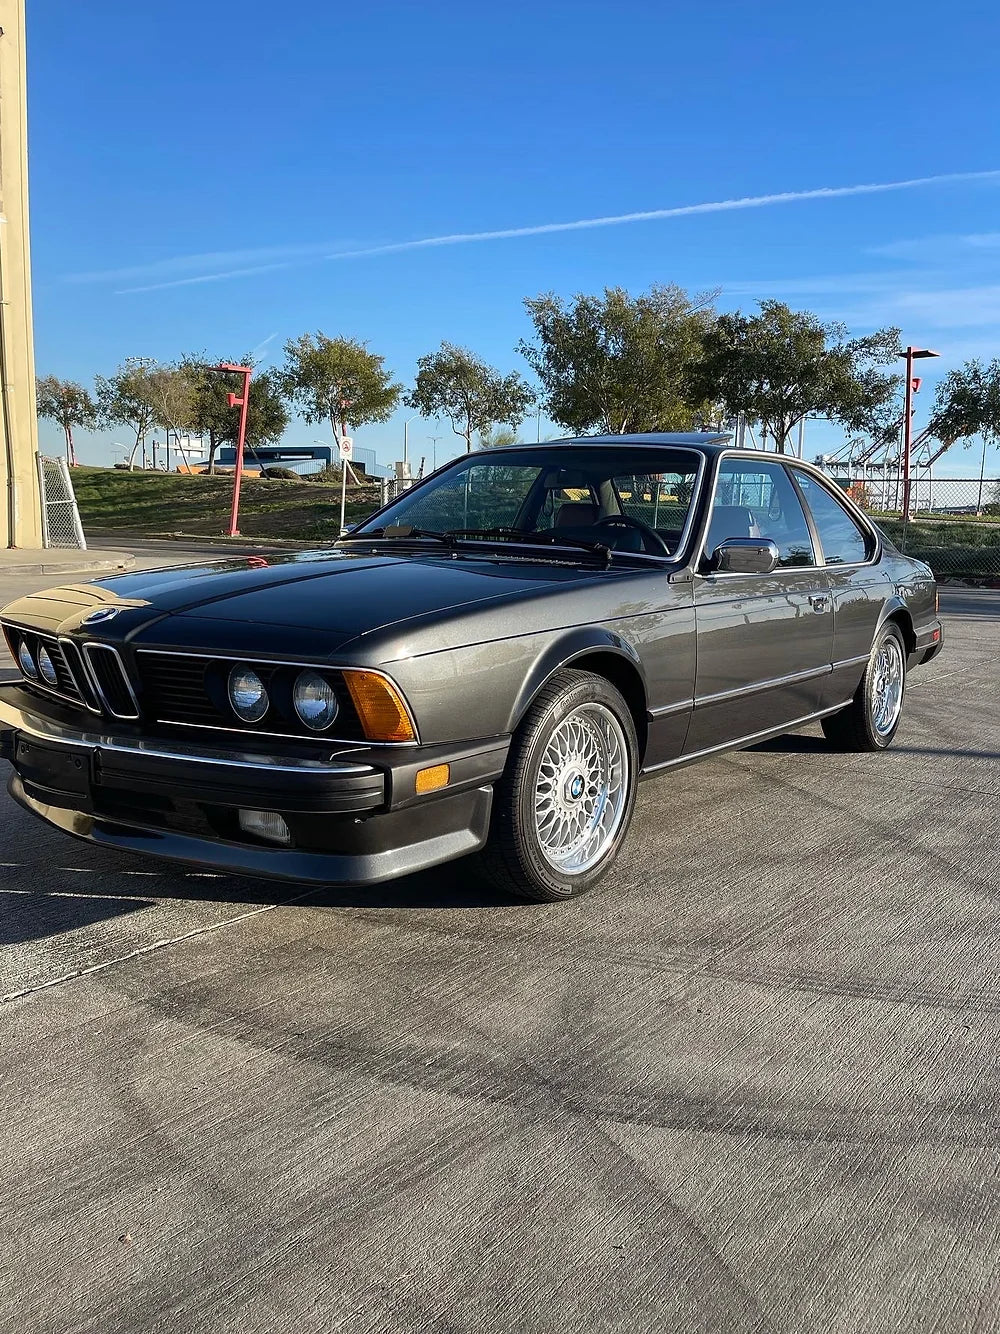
[117,263,295,294]
[871,231,1000,262]
[69,240,351,287]
[111,168,1000,295]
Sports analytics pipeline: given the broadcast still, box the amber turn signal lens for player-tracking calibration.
[415,763,450,794]
[343,670,416,743]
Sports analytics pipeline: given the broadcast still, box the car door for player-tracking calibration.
[684,457,835,756]
[789,467,891,710]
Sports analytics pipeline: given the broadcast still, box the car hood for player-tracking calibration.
[3,549,612,649]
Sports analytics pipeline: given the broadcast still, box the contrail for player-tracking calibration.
[116,169,1000,294]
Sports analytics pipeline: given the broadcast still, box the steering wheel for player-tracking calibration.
[592,514,671,556]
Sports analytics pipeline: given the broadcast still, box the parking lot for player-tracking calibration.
[1,569,997,1333]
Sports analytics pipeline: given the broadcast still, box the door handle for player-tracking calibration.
[808,594,829,612]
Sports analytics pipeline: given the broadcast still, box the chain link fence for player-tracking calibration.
[36,455,87,549]
[838,474,1000,578]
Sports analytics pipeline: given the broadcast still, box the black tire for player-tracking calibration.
[479,669,639,902]
[822,621,908,752]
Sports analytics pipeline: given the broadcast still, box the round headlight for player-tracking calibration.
[18,639,37,678]
[228,665,268,722]
[37,645,59,686]
[293,670,339,731]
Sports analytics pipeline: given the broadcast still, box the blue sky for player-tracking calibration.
[29,0,1000,475]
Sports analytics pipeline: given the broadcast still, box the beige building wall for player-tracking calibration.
[0,0,42,548]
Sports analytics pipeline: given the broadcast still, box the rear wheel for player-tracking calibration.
[480,669,639,901]
[822,622,907,752]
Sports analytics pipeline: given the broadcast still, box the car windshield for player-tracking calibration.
[349,446,702,558]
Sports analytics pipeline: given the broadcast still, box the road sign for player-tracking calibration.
[339,437,353,460]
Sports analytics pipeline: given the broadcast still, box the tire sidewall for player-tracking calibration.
[861,623,907,749]
[511,675,639,899]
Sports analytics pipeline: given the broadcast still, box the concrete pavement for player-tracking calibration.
[0,575,997,1333]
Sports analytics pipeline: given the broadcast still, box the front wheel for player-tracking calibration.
[480,669,639,901]
[822,621,907,752]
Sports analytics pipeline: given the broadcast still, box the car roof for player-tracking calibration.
[481,432,733,458]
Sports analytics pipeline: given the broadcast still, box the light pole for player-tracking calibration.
[428,434,442,470]
[199,362,252,536]
[899,345,939,518]
[977,434,989,516]
[403,415,419,472]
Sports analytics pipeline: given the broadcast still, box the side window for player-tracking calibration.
[794,472,871,565]
[709,460,815,568]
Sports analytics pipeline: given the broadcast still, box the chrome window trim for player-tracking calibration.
[694,452,883,577]
[350,445,708,568]
[696,451,821,574]
[135,648,421,745]
[82,642,141,720]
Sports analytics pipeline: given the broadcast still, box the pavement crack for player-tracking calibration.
[1,891,313,1004]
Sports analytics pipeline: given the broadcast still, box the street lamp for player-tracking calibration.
[899,345,939,518]
[428,434,443,470]
[199,362,253,536]
[402,414,420,470]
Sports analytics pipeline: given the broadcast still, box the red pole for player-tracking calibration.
[221,364,252,537]
[901,346,914,518]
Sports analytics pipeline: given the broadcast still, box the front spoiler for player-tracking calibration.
[7,776,494,887]
[0,687,505,886]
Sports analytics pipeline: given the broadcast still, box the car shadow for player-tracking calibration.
[0,888,149,948]
[748,734,829,754]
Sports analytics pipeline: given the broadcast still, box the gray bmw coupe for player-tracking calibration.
[0,434,942,900]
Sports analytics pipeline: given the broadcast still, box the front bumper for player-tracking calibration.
[0,686,508,885]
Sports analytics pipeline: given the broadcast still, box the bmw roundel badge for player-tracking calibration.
[82,607,120,626]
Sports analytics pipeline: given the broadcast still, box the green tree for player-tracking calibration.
[187,357,289,473]
[478,425,519,449]
[406,342,535,453]
[280,333,401,443]
[146,362,199,470]
[698,300,901,453]
[94,362,158,469]
[929,358,1000,452]
[35,375,97,466]
[519,284,717,436]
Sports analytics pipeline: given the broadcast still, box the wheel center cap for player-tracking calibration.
[563,770,586,803]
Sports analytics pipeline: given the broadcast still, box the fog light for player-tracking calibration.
[238,809,291,845]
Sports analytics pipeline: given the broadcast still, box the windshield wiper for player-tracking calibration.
[444,528,612,564]
[338,525,458,546]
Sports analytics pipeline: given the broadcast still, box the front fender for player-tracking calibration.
[507,627,646,735]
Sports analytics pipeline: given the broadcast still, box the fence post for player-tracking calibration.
[35,453,49,548]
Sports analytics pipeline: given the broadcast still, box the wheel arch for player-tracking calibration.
[876,597,916,655]
[508,630,650,763]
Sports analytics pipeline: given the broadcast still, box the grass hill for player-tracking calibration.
[71,466,382,542]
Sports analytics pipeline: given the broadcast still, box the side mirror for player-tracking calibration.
[709,538,780,575]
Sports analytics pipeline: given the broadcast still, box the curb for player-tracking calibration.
[0,553,136,577]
